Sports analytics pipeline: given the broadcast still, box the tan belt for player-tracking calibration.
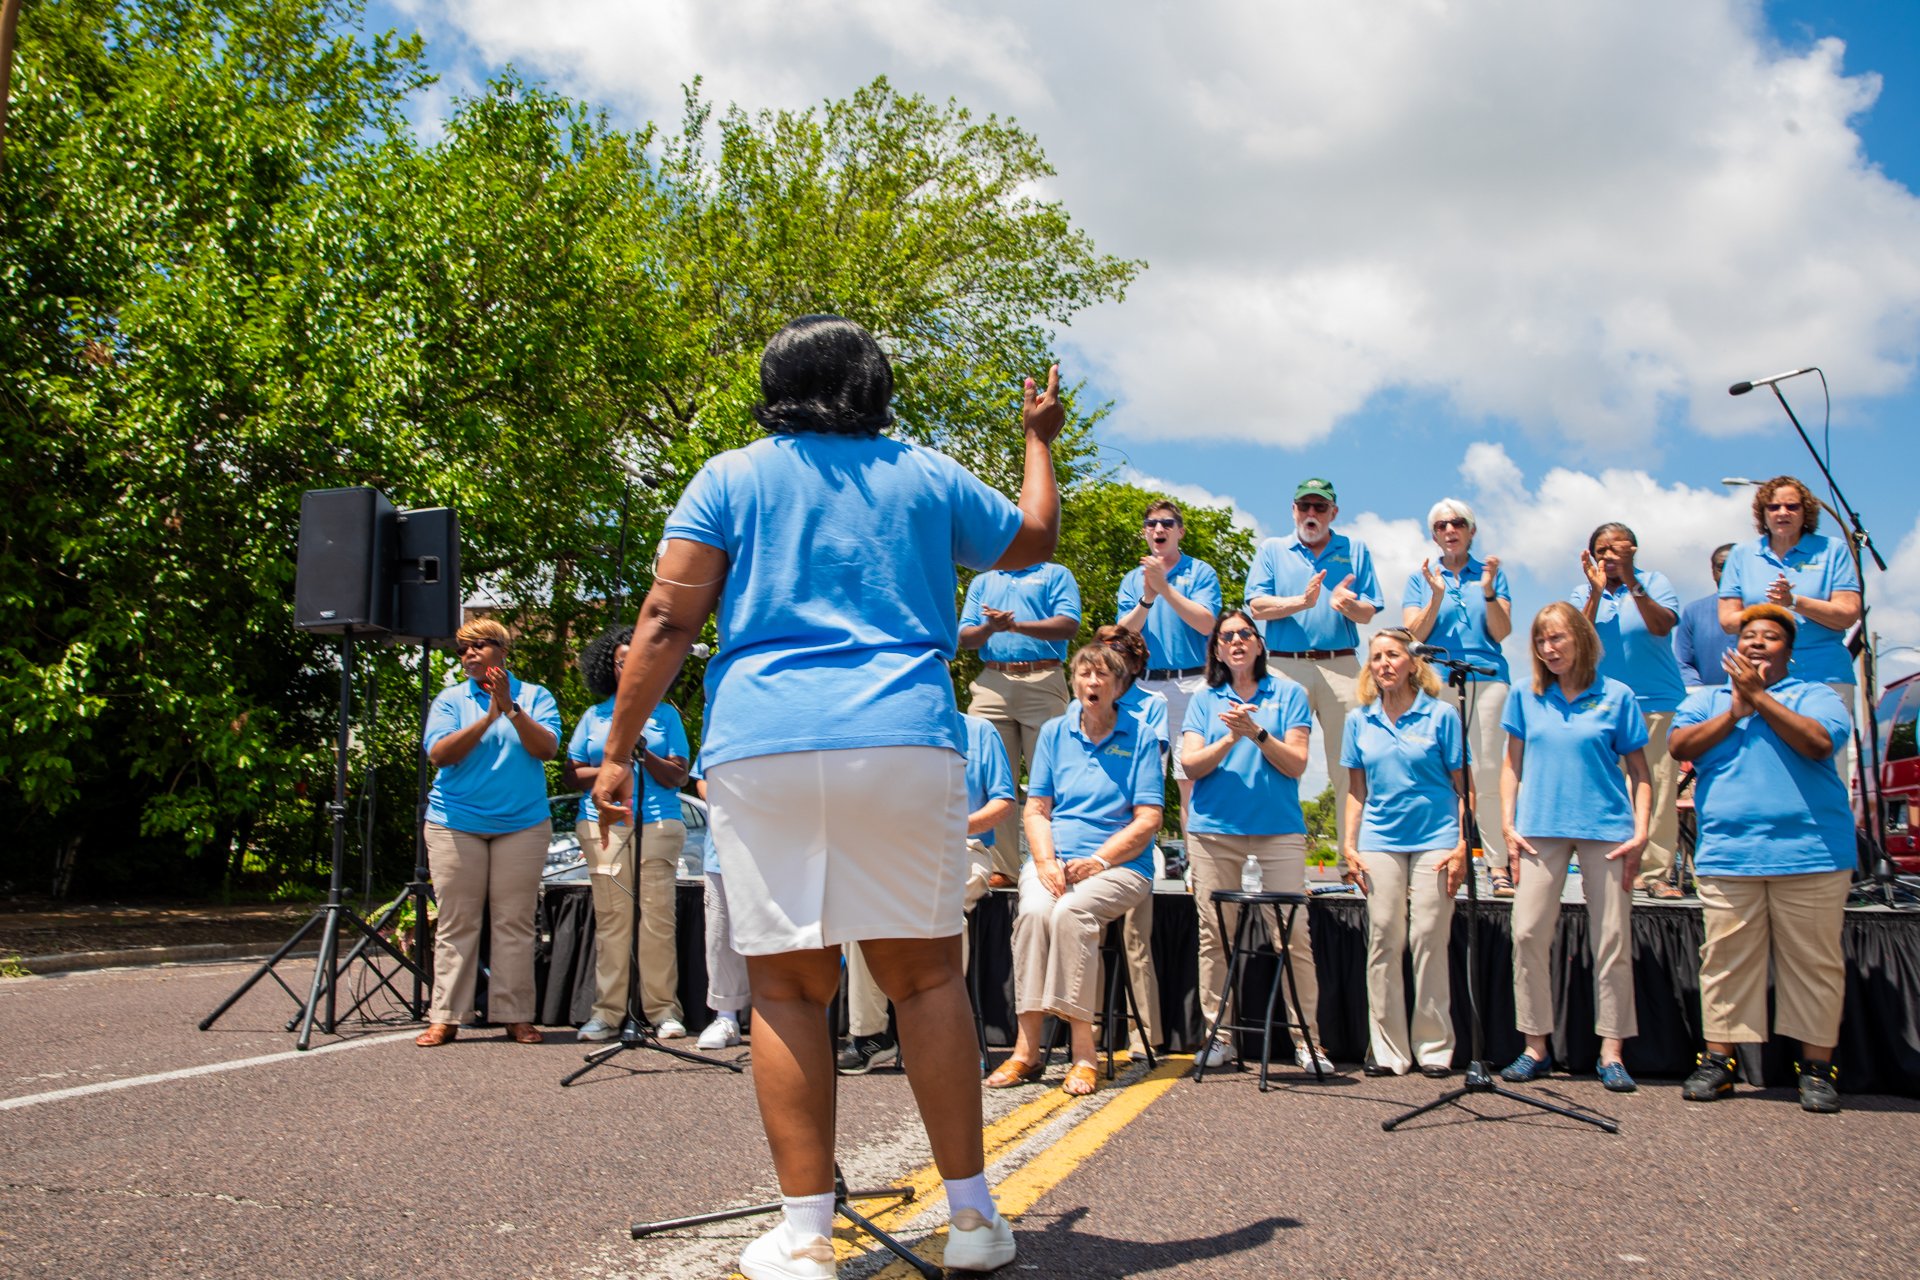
[984,659,1063,674]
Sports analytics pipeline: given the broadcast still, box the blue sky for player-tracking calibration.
[361,1,1920,706]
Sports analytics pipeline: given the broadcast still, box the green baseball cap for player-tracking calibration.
[1293,478,1337,503]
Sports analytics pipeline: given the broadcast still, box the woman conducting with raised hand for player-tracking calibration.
[1669,606,1856,1113]
[591,316,1062,1280]
[986,644,1164,1098]
[1499,603,1651,1093]
[1402,498,1512,895]
[1179,610,1332,1074]
[416,618,562,1048]
[1341,629,1467,1079]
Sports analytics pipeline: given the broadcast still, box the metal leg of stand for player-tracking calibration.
[1275,902,1325,1085]
[1191,899,1248,1083]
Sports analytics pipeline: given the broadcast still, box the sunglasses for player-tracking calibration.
[1766,502,1803,512]
[1218,627,1259,643]
[1143,517,1180,529]
[1295,500,1332,513]
[1432,518,1470,531]
[455,639,501,655]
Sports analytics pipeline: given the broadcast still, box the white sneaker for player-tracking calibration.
[697,1017,742,1050]
[576,1018,618,1042]
[945,1207,1016,1272]
[655,1017,688,1040]
[740,1221,836,1280]
[1295,1043,1336,1076]
[1198,1038,1232,1068]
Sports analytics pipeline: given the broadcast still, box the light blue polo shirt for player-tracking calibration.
[1069,682,1169,755]
[663,433,1022,769]
[962,712,1016,847]
[1674,681,1854,876]
[568,699,690,825]
[1719,534,1861,685]
[1402,556,1511,683]
[1674,594,1734,687]
[1339,693,1464,852]
[1026,711,1164,880]
[960,562,1082,663]
[1500,677,1650,842]
[1569,571,1687,714]
[1179,674,1314,836]
[1245,532,1383,653]
[424,674,562,835]
[1117,555,1223,670]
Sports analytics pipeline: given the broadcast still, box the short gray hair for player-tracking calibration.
[1427,497,1477,532]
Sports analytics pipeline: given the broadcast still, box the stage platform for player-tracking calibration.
[532,881,1920,1097]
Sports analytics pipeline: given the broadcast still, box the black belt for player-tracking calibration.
[1271,648,1357,660]
[1145,666,1205,680]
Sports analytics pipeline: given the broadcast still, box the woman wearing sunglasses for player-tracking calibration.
[415,618,562,1047]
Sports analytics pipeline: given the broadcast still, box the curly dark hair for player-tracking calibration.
[752,314,896,437]
[579,625,635,700]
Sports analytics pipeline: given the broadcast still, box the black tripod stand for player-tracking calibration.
[560,811,742,1085]
[1383,658,1618,1133]
[200,631,430,1050]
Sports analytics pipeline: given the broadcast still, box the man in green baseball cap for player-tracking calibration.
[1294,478,1337,504]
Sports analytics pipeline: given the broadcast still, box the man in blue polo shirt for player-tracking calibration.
[1117,499,1222,832]
[962,561,1083,883]
[1245,478,1382,844]
[1675,544,1737,691]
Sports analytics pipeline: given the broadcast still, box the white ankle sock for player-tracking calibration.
[944,1173,995,1221]
[782,1192,836,1242]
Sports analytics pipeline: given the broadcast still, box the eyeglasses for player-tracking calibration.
[1295,500,1331,514]
[1143,517,1180,529]
[1432,518,1470,531]
[1218,627,1258,643]
[1766,502,1804,512]
[455,639,500,655]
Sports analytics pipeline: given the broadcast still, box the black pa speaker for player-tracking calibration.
[295,487,396,634]
[392,507,462,643]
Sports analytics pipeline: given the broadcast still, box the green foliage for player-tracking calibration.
[1303,784,1339,864]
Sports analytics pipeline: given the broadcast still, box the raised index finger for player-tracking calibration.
[1045,363,1060,400]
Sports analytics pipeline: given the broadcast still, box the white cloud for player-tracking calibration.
[1868,514,1920,688]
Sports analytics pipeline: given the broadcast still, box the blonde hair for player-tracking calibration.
[455,617,510,650]
[1357,629,1442,704]
[1528,602,1600,694]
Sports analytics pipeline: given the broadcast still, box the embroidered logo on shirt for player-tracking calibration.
[1104,744,1132,758]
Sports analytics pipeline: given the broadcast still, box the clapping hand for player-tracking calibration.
[1420,558,1445,595]
[1765,573,1796,609]
[1580,549,1608,595]
[982,606,1016,633]
[1140,555,1171,598]
[1329,574,1359,613]
[1023,365,1064,444]
[1220,702,1260,740]
[1483,555,1501,583]
[1722,649,1766,717]
[1297,570,1326,611]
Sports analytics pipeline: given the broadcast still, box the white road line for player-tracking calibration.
[0,1030,415,1112]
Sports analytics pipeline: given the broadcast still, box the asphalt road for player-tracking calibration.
[4,961,1917,1279]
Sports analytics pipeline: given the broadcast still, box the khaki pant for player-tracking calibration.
[1632,712,1681,890]
[1012,861,1152,1024]
[1697,869,1850,1047]
[1121,891,1160,1046]
[424,821,547,1026]
[1187,832,1319,1041]
[704,871,750,1015]
[1267,653,1362,845]
[847,839,992,1037]
[578,818,685,1027]
[1511,837,1637,1040]
[968,667,1070,879]
[1464,682,1510,867]
[1360,848,1457,1074]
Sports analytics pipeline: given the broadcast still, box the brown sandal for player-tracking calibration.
[414,1023,458,1048]
[504,1022,544,1045]
[1062,1063,1099,1097]
[1489,868,1515,898]
[984,1057,1045,1088]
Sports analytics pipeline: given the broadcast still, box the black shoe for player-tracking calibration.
[1797,1059,1841,1113]
[1418,1063,1454,1079]
[835,1033,899,1075]
[1362,1061,1396,1078]
[1681,1050,1737,1102]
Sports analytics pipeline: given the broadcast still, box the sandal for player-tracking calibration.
[984,1057,1045,1088]
[1489,868,1515,898]
[1644,881,1686,901]
[1062,1062,1099,1097]
[504,1022,544,1045]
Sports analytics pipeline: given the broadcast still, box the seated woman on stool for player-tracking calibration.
[1499,602,1650,1092]
[1341,629,1467,1078]
[1670,605,1855,1113]
[987,644,1164,1097]
[1180,609,1330,1074]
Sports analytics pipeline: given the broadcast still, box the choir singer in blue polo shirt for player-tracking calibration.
[1499,603,1651,1093]
[1340,630,1467,1078]
[590,316,1062,1278]
[986,645,1164,1099]
[1245,478,1382,847]
[1670,605,1855,1114]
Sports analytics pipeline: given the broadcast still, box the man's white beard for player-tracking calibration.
[1297,519,1324,541]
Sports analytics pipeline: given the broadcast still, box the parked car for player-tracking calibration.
[1872,672,1920,874]
[541,791,712,884]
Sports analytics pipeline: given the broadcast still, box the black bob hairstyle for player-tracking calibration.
[752,314,896,438]
[579,625,634,700]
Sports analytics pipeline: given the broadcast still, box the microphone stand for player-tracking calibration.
[1751,383,1915,910]
[1382,654,1619,1134]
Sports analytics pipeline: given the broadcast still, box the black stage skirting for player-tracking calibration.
[531,883,1920,1097]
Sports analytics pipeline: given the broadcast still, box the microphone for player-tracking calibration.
[1406,642,1450,660]
[1409,642,1500,678]
[1728,367,1814,396]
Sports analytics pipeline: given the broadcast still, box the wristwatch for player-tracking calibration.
[1256,727,1271,744]
[507,701,523,721]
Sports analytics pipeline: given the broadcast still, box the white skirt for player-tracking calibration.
[706,746,969,955]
